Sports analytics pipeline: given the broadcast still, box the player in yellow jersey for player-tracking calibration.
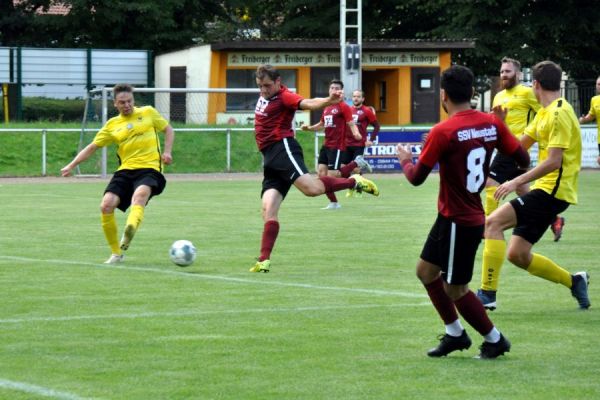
[578,75,600,165]
[61,84,174,264]
[478,58,566,308]
[481,61,590,311]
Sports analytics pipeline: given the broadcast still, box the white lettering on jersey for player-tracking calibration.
[324,115,334,127]
[457,126,498,142]
[255,97,269,116]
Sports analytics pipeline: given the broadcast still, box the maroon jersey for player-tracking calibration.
[254,85,304,151]
[348,105,377,146]
[321,102,353,150]
[419,109,520,226]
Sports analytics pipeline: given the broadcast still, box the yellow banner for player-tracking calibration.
[227,52,439,67]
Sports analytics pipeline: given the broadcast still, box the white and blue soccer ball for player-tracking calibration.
[169,240,197,267]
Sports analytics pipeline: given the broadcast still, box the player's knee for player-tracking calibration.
[484,214,502,235]
[506,248,528,268]
[100,202,115,214]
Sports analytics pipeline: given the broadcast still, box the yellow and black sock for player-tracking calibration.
[101,212,121,255]
[484,186,499,216]
[481,239,506,291]
[126,205,145,231]
[526,253,572,288]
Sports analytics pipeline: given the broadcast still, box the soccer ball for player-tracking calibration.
[169,240,197,267]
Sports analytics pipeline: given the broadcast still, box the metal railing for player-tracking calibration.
[0,127,263,177]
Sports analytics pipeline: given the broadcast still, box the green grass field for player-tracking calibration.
[0,172,599,399]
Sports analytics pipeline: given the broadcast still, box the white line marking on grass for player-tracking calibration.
[0,378,93,400]
[0,303,429,324]
[1,255,426,298]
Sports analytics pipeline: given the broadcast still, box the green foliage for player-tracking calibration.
[3,1,600,81]
[20,97,86,122]
[0,174,599,398]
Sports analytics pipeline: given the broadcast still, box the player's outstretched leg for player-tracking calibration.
[104,254,125,264]
[354,155,372,173]
[249,259,271,273]
[477,333,511,359]
[571,271,591,309]
[351,174,379,196]
[120,205,144,250]
[550,216,565,242]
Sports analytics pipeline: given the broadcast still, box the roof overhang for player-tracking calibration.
[211,39,475,52]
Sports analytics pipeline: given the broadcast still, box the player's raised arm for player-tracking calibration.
[299,89,343,111]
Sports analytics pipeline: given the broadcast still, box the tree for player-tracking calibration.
[408,0,600,80]
[0,0,55,46]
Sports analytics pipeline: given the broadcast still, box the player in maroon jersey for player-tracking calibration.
[301,80,370,209]
[342,89,380,174]
[396,65,529,358]
[250,65,379,273]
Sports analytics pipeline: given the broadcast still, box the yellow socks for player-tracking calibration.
[481,239,506,291]
[101,213,121,255]
[526,253,572,288]
[484,186,499,216]
[126,205,145,231]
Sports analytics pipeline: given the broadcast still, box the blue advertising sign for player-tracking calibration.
[363,129,434,172]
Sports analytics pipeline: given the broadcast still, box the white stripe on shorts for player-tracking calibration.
[283,138,305,177]
[334,149,341,169]
[447,222,457,282]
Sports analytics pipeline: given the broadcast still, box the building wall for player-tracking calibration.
[155,45,212,122]
[156,45,456,125]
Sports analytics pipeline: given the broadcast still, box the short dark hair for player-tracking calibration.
[330,79,344,89]
[353,89,365,97]
[256,64,280,81]
[441,65,474,103]
[113,83,133,97]
[532,61,562,91]
[501,57,521,71]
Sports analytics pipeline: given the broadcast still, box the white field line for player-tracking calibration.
[0,302,429,325]
[0,255,426,298]
[0,378,93,400]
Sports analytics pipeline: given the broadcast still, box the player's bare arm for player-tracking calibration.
[299,90,343,111]
[491,104,508,121]
[579,113,595,124]
[60,142,99,177]
[161,125,175,165]
[396,143,413,163]
[495,147,563,200]
[301,121,323,132]
[348,121,361,140]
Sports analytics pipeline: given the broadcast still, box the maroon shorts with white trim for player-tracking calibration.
[261,137,309,199]
[420,213,484,285]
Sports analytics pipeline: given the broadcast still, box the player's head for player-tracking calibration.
[256,64,281,99]
[352,89,365,106]
[500,57,521,90]
[329,79,344,95]
[113,83,135,116]
[531,61,562,92]
[440,65,474,111]
[596,76,600,94]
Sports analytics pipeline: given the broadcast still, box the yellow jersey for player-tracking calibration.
[524,98,581,204]
[93,106,169,172]
[493,84,541,138]
[586,95,600,143]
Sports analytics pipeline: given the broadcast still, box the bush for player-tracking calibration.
[20,97,86,122]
